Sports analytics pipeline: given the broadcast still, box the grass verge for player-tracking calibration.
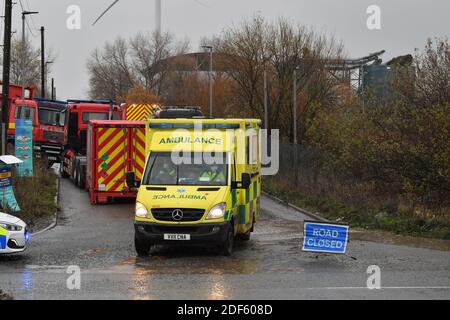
[264,178,450,240]
[8,160,58,229]
[0,289,13,300]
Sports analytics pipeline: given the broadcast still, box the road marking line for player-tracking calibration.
[307,286,450,290]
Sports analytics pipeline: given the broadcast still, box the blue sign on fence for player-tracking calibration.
[15,119,33,177]
[302,221,349,254]
[0,166,20,212]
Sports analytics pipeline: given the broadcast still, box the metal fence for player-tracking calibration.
[275,142,322,187]
[269,142,365,207]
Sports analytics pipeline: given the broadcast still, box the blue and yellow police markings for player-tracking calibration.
[0,227,7,250]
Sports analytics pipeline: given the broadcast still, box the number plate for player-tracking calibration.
[164,234,191,241]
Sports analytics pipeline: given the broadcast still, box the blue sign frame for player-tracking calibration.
[302,221,349,254]
[15,119,33,177]
[0,166,20,212]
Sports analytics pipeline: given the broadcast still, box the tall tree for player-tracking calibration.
[87,31,190,101]
[1,37,53,95]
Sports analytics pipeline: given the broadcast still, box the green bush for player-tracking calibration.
[0,289,13,300]
[9,160,57,227]
[305,39,450,218]
[264,177,450,239]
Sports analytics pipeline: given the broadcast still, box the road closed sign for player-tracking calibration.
[302,221,349,254]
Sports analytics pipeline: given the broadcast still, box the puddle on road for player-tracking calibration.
[115,252,260,276]
[127,267,233,300]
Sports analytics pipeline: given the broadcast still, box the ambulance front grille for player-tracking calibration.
[151,208,205,222]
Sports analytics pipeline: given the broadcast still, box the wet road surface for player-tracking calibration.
[0,178,449,299]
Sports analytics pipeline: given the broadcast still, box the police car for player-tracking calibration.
[0,212,29,254]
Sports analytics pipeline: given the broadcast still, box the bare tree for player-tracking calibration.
[213,16,343,141]
[87,37,135,100]
[87,31,190,100]
[1,37,54,95]
[214,16,271,118]
[414,37,449,107]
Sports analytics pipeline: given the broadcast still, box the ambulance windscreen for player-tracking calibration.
[142,152,228,186]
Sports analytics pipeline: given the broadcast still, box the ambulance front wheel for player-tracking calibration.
[135,235,152,257]
[221,223,234,256]
[239,230,251,241]
[237,214,254,241]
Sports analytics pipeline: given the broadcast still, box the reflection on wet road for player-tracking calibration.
[0,178,449,300]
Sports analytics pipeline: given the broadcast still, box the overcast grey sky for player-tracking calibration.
[4,0,450,99]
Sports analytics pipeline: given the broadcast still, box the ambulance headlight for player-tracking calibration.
[206,203,226,220]
[135,202,149,218]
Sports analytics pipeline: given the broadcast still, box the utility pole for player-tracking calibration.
[44,61,54,98]
[1,0,13,155]
[202,45,213,118]
[155,0,161,36]
[21,11,39,109]
[51,78,55,100]
[293,67,298,145]
[264,70,268,130]
[40,26,45,98]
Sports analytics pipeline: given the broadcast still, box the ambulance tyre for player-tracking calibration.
[237,214,254,241]
[239,230,251,241]
[221,223,234,256]
[135,235,152,257]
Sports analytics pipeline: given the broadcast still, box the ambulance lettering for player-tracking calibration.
[152,194,208,200]
[159,137,222,145]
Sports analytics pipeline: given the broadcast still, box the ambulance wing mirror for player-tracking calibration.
[126,171,141,188]
[231,173,251,190]
[241,173,251,189]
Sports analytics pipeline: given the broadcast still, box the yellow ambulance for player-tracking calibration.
[126,118,261,256]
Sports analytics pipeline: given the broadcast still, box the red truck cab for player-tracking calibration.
[7,99,38,141]
[63,100,122,154]
[7,98,67,166]
[60,100,122,186]
[3,82,36,143]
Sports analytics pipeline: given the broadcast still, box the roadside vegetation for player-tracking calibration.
[265,178,450,239]
[7,160,57,229]
[266,39,450,239]
[0,289,13,300]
